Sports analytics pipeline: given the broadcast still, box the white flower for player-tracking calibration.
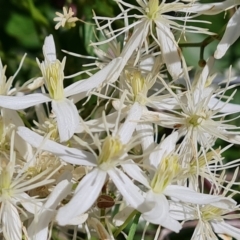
[93,0,214,79]
[170,180,240,240]
[215,7,240,59]
[0,36,122,142]
[182,0,240,59]
[27,174,76,240]
[145,58,240,156]
[128,132,236,233]
[54,7,78,30]
[0,132,56,240]
[17,102,149,225]
[0,55,26,96]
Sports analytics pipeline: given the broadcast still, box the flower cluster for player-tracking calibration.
[1,0,240,239]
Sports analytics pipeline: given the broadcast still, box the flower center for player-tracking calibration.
[0,160,12,199]
[189,149,220,174]
[201,205,224,222]
[150,154,179,193]
[45,60,64,100]
[187,112,207,127]
[98,136,123,167]
[126,70,148,104]
[146,0,159,20]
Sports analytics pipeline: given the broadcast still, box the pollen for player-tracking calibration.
[150,154,179,193]
[201,205,225,222]
[45,60,64,100]
[187,112,207,127]
[0,160,12,199]
[146,0,159,20]
[98,136,123,165]
[126,70,147,103]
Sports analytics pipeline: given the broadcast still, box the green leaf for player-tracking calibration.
[5,13,40,48]
[127,212,141,240]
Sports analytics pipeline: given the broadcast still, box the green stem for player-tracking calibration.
[113,210,139,238]
[179,20,228,64]
[127,211,141,240]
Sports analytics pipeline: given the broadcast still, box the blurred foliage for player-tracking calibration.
[0,0,240,239]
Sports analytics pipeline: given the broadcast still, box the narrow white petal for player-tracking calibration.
[184,1,240,15]
[0,94,50,110]
[1,109,34,160]
[56,169,106,225]
[142,191,182,232]
[75,109,127,133]
[169,201,195,220]
[149,132,178,168]
[18,192,42,214]
[164,185,236,208]
[28,179,72,239]
[119,21,148,67]
[209,97,240,113]
[43,34,56,62]
[121,160,150,188]
[211,220,240,239]
[52,98,79,142]
[156,22,182,79]
[118,102,143,144]
[136,123,154,152]
[64,57,123,98]
[17,127,96,166]
[215,8,240,59]
[2,202,22,240]
[108,168,149,213]
[147,97,179,110]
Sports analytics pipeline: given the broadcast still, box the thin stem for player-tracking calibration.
[113,209,139,238]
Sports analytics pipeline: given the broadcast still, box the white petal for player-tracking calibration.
[108,168,149,213]
[184,1,240,15]
[56,169,106,225]
[119,21,148,67]
[17,127,96,166]
[52,98,79,142]
[142,191,182,232]
[121,160,150,188]
[113,206,135,226]
[156,22,182,79]
[28,179,72,239]
[215,8,240,59]
[209,97,240,113]
[211,220,240,239]
[0,93,50,110]
[64,57,123,98]
[118,102,143,144]
[149,132,178,168]
[67,214,89,225]
[164,185,236,208]
[1,109,34,160]
[43,35,56,62]
[136,123,154,152]
[147,97,179,110]
[2,202,22,240]
[18,192,42,214]
[75,109,127,133]
[169,201,195,220]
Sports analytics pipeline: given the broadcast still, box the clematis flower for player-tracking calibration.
[17,102,149,225]
[143,58,240,156]
[182,0,240,59]
[170,172,240,240]
[0,131,58,240]
[129,132,236,233]
[92,0,215,79]
[0,35,122,142]
[54,7,78,30]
